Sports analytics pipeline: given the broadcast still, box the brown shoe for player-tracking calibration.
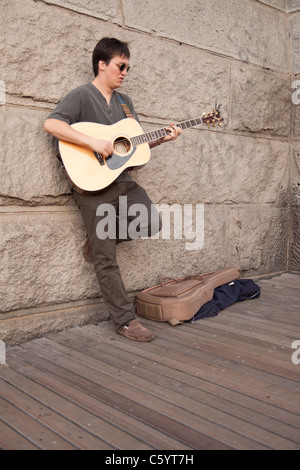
[119,319,155,342]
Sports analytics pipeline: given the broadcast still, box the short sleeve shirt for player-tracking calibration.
[47,83,140,182]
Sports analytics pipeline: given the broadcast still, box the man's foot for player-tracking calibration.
[119,319,155,342]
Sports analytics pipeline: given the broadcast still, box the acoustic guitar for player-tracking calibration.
[59,107,223,192]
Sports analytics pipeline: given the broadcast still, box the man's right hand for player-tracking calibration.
[88,137,114,158]
[43,118,114,157]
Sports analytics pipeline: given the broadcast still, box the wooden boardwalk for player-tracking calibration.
[0,273,299,450]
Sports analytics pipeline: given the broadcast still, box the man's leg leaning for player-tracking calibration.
[74,185,155,341]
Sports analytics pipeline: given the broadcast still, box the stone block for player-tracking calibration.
[293,76,300,139]
[123,0,289,71]
[289,206,300,271]
[0,0,120,103]
[0,106,70,202]
[292,142,300,204]
[231,64,291,137]
[0,300,109,346]
[289,12,300,74]
[229,207,288,275]
[132,124,289,206]
[0,210,99,313]
[122,40,229,123]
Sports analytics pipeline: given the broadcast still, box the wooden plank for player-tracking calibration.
[168,323,294,367]
[179,321,295,362]
[152,324,300,387]
[1,273,299,450]
[8,343,235,450]
[7,342,232,449]
[214,309,300,336]
[185,315,296,348]
[194,314,298,347]
[50,327,300,442]
[4,354,190,451]
[13,337,299,450]
[85,323,300,415]
[0,374,115,450]
[185,320,295,359]
[58,326,300,427]
[0,396,76,450]
[0,419,39,450]
[155,319,299,372]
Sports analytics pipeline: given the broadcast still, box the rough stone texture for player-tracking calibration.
[123,0,289,72]
[0,210,99,313]
[1,301,109,346]
[290,6,300,272]
[291,142,300,270]
[229,207,288,275]
[294,76,300,140]
[0,0,299,344]
[289,11,300,74]
[140,126,289,204]
[231,65,291,137]
[259,0,287,10]
[0,107,70,202]
[290,208,300,271]
[118,206,229,291]
[123,41,230,123]
[0,0,113,103]
[287,0,300,13]
[292,140,300,204]
[132,126,289,206]
[42,0,123,22]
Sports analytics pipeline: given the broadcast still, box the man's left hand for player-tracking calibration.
[161,123,182,143]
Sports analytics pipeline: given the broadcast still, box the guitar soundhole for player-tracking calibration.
[113,136,131,156]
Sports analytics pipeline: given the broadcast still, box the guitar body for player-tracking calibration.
[59,119,150,192]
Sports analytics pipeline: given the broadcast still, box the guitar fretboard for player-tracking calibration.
[131,117,203,146]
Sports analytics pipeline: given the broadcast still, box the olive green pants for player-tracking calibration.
[74,181,161,332]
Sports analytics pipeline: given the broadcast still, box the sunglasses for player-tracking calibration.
[112,61,131,73]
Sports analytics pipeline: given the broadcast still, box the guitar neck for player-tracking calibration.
[131,117,203,146]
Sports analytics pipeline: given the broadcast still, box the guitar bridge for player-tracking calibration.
[94,152,105,166]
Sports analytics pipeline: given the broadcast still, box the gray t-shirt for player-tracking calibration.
[48,83,140,182]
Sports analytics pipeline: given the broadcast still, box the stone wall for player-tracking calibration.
[1,0,299,344]
[289,1,300,270]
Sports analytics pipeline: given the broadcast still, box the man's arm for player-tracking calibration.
[43,118,114,158]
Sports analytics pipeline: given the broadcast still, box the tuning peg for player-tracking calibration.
[218,123,222,127]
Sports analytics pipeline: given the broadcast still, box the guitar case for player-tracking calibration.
[136,266,241,325]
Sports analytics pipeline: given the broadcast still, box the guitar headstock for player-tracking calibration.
[202,103,224,128]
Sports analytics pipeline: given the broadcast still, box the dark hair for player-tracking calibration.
[92,37,130,76]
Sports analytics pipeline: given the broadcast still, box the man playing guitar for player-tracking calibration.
[44,37,181,341]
